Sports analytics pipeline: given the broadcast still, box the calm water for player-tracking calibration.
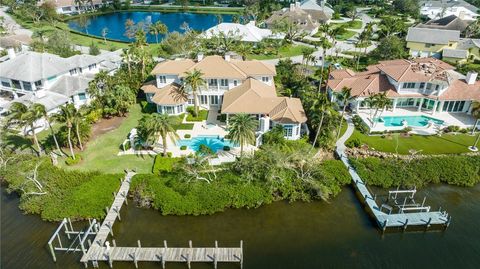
[2,184,480,269]
[379,115,444,127]
[68,11,233,43]
[177,135,236,152]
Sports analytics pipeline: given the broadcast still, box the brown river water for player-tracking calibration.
[2,184,480,269]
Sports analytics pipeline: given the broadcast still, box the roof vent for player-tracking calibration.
[466,71,478,85]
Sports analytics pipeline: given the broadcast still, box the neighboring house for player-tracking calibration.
[416,14,471,32]
[265,1,331,35]
[0,50,122,116]
[327,58,480,121]
[420,0,479,21]
[443,38,480,63]
[41,0,107,15]
[406,27,460,58]
[0,34,32,53]
[202,21,283,42]
[141,54,308,140]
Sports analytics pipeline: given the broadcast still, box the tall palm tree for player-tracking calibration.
[137,114,178,155]
[371,93,392,127]
[301,46,315,77]
[54,104,76,159]
[235,42,252,60]
[310,93,330,151]
[228,113,258,157]
[149,21,168,44]
[7,102,43,156]
[335,87,353,141]
[72,105,86,151]
[470,101,480,135]
[31,103,62,155]
[183,68,206,117]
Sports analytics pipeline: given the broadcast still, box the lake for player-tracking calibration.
[2,184,480,269]
[68,11,233,43]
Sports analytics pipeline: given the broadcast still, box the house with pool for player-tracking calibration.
[141,54,308,149]
[327,58,480,133]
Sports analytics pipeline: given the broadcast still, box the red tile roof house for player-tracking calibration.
[141,54,308,140]
[327,58,480,133]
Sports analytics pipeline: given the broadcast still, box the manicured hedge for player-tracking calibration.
[349,156,480,188]
[152,155,181,174]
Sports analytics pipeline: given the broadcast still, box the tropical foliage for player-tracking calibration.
[227,113,258,156]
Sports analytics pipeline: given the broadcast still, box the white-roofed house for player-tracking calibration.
[420,0,479,21]
[202,21,283,42]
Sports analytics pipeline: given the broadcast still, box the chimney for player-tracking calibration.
[458,11,465,20]
[290,3,295,11]
[7,48,16,59]
[197,52,204,62]
[466,71,478,85]
[224,53,231,62]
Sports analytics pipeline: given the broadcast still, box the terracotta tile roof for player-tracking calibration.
[376,58,454,82]
[140,80,159,93]
[143,82,187,105]
[438,79,480,100]
[328,73,398,97]
[151,56,276,79]
[330,69,356,79]
[221,78,307,123]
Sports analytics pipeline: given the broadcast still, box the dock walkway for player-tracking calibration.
[335,116,451,231]
[79,171,243,268]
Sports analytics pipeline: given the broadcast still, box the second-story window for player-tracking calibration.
[262,77,269,83]
[1,81,10,87]
[402,82,415,89]
[158,76,166,83]
[69,69,77,75]
[220,79,228,87]
[22,82,32,91]
[419,82,425,89]
[209,79,218,87]
[35,80,42,87]
[233,80,238,86]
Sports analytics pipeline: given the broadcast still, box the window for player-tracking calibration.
[177,105,184,114]
[164,106,174,114]
[283,125,293,137]
[210,95,219,105]
[220,79,228,87]
[209,79,218,87]
[419,82,425,89]
[188,98,194,105]
[1,81,10,87]
[78,93,87,100]
[200,95,208,105]
[233,80,238,86]
[69,69,77,75]
[11,80,21,89]
[158,76,166,83]
[79,68,83,73]
[22,82,32,91]
[34,80,42,87]
[425,43,434,48]
[262,77,269,83]
[402,82,415,89]
[88,64,96,70]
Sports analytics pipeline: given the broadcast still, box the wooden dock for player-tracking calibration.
[335,148,451,231]
[76,171,243,268]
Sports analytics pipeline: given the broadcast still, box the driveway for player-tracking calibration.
[0,6,32,36]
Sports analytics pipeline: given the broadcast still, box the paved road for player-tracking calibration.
[0,6,33,36]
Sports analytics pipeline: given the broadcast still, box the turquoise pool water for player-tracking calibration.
[378,115,444,127]
[177,135,236,152]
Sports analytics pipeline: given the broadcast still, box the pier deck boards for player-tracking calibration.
[336,148,450,230]
[79,171,243,267]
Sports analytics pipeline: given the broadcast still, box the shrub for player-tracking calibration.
[223,146,230,151]
[198,144,214,155]
[346,138,362,148]
[180,145,187,150]
[184,134,191,139]
[65,155,82,166]
[402,127,413,133]
[350,156,480,188]
[444,125,461,133]
[152,155,180,174]
[459,128,468,134]
[186,107,208,121]
[141,101,156,113]
[57,122,91,148]
[352,115,369,134]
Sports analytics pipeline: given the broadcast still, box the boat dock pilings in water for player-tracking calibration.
[47,170,244,268]
[334,116,451,232]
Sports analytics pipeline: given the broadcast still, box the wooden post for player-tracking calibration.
[80,236,86,255]
[48,242,56,262]
[108,254,113,268]
[382,220,387,232]
[188,240,192,268]
[64,221,71,239]
[116,206,121,221]
[162,240,167,269]
[108,222,114,236]
[240,240,243,269]
[105,206,109,215]
[124,191,128,205]
[214,241,218,269]
[421,196,426,207]
[133,249,138,269]
[112,239,116,247]
[403,219,409,231]
[57,234,63,248]
[426,217,432,229]
[88,239,92,248]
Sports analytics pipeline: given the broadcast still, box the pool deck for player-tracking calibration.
[358,108,477,134]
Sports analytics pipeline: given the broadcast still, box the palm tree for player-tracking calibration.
[235,42,252,60]
[301,46,315,77]
[371,93,392,127]
[72,105,86,151]
[310,93,330,151]
[335,87,353,141]
[470,101,480,135]
[101,27,109,44]
[149,21,168,44]
[137,114,178,155]
[228,114,257,157]
[54,104,76,159]
[31,103,62,155]
[183,68,206,117]
[6,102,43,156]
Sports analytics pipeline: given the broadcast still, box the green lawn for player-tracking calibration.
[61,104,155,173]
[332,20,363,29]
[347,129,477,155]
[186,109,209,121]
[335,30,356,41]
[247,44,311,60]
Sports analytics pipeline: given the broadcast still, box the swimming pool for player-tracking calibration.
[177,135,236,152]
[377,115,444,127]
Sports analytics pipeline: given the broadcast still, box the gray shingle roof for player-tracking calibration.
[13,92,69,111]
[442,48,468,58]
[416,15,470,32]
[48,75,93,97]
[406,27,460,44]
[420,0,479,13]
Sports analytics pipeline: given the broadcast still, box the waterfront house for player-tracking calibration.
[420,0,478,21]
[265,1,332,36]
[327,58,480,130]
[202,21,283,43]
[0,49,122,118]
[416,14,471,32]
[141,54,308,140]
[40,0,107,15]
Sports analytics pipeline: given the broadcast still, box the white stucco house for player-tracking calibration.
[141,54,308,140]
[202,21,283,42]
[420,0,479,21]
